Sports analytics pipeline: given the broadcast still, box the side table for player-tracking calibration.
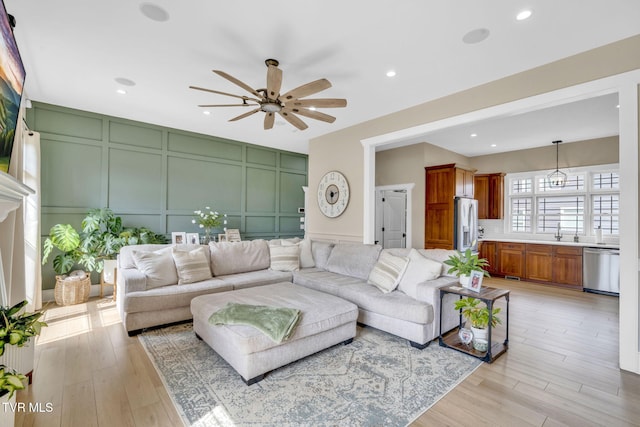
[439,284,509,363]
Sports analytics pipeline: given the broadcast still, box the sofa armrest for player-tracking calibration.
[118,268,147,294]
[413,276,460,334]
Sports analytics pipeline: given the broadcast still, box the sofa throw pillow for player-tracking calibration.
[269,244,300,272]
[367,251,409,293]
[398,248,443,299]
[131,247,178,289]
[172,246,212,284]
[282,238,315,268]
[420,249,458,277]
[326,243,382,280]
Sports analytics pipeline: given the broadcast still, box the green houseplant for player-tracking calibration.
[0,300,47,356]
[454,297,502,351]
[0,300,47,399]
[443,248,490,285]
[42,208,168,275]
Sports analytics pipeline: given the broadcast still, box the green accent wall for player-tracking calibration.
[29,102,307,289]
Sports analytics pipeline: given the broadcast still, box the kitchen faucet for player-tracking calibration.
[554,223,563,241]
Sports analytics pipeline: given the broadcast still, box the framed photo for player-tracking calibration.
[218,234,227,242]
[186,232,200,245]
[172,232,187,245]
[466,270,484,292]
[226,229,241,242]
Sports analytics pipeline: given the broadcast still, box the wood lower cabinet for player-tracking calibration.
[553,246,582,287]
[479,241,498,275]
[497,242,526,278]
[525,244,553,282]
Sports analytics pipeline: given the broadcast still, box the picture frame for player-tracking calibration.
[186,232,200,245]
[466,270,484,292]
[172,232,187,245]
[218,234,227,242]
[226,228,241,242]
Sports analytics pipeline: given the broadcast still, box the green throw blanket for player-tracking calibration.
[208,303,301,343]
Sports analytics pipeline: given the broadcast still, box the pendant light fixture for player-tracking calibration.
[547,140,567,188]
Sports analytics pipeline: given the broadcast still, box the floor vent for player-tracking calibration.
[505,276,521,281]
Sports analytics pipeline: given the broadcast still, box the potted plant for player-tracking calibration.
[454,297,502,351]
[443,248,490,285]
[0,300,47,356]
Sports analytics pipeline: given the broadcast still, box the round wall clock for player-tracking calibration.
[318,171,350,218]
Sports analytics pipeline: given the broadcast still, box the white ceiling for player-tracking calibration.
[6,1,640,155]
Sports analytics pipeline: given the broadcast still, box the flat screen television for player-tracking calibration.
[0,0,26,174]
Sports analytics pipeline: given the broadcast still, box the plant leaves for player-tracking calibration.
[49,224,80,252]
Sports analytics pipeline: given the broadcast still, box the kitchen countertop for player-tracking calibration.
[478,237,619,249]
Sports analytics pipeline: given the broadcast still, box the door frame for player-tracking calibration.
[375,183,415,248]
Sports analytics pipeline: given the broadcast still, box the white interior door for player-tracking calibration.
[376,190,407,248]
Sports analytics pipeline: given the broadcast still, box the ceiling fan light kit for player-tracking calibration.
[190,58,347,131]
[547,140,567,188]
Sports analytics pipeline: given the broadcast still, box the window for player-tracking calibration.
[506,166,619,237]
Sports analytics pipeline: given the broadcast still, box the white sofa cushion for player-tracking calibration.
[209,240,270,276]
[325,243,382,280]
[367,251,409,293]
[131,247,178,289]
[398,249,443,298]
[311,241,334,270]
[172,246,213,284]
[269,244,300,272]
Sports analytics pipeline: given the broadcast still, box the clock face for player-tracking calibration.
[318,171,349,218]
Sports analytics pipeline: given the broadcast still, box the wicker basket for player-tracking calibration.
[54,273,91,306]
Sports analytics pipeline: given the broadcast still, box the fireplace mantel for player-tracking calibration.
[0,171,33,222]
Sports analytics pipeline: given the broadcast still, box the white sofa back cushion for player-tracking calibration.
[209,239,270,276]
[311,241,334,270]
[325,243,382,280]
[398,249,443,298]
[131,247,178,289]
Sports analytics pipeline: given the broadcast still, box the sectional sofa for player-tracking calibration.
[116,238,460,347]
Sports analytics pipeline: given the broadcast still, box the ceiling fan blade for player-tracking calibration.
[213,70,262,98]
[264,112,275,130]
[284,107,336,123]
[290,98,347,108]
[280,78,332,101]
[189,85,260,102]
[229,108,261,122]
[278,110,308,131]
[266,65,283,101]
[198,104,256,107]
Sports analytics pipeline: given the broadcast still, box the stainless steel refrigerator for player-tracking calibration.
[454,197,479,252]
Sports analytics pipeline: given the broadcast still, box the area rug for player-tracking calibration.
[139,323,481,427]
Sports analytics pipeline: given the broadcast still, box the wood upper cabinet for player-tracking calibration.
[474,173,505,219]
[425,164,476,249]
[497,242,526,278]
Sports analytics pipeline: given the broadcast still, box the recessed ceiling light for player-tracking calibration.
[140,3,170,22]
[114,77,136,86]
[203,111,211,115]
[462,28,490,44]
[616,104,620,108]
[491,144,497,147]
[116,89,127,95]
[470,133,477,138]
[516,10,532,21]
[386,70,396,77]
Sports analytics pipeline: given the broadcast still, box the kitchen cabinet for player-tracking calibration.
[482,240,583,287]
[424,164,476,249]
[474,173,505,219]
[497,242,526,278]
[478,241,499,275]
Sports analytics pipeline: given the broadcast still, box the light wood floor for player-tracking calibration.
[15,278,640,427]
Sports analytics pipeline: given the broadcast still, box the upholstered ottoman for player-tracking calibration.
[191,282,358,385]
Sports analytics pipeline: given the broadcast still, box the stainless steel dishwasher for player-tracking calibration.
[583,247,620,296]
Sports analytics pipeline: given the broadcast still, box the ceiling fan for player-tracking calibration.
[190,59,347,131]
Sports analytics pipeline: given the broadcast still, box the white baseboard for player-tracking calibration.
[42,283,114,303]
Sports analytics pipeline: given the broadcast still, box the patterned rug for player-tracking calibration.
[139,323,481,427]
